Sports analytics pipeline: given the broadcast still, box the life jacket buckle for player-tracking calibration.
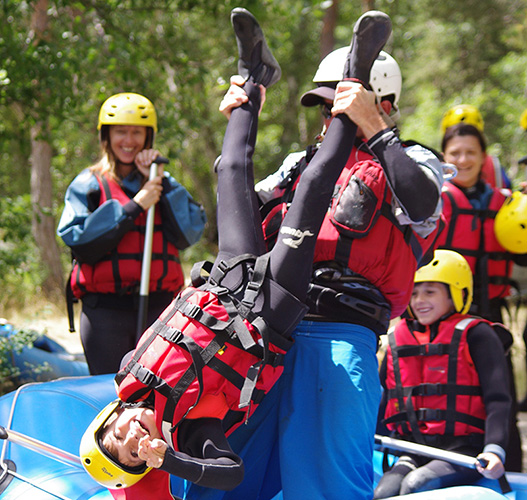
[241,280,261,307]
[184,303,201,319]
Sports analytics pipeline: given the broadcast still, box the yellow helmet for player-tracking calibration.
[79,400,151,489]
[494,191,527,254]
[520,109,527,130]
[414,249,473,314]
[440,104,484,134]
[98,93,157,132]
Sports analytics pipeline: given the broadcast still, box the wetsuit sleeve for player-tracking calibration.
[511,252,527,266]
[376,352,390,436]
[57,169,143,265]
[367,129,443,223]
[467,322,511,456]
[158,174,207,249]
[160,418,243,490]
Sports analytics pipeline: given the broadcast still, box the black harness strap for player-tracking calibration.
[119,252,288,435]
[385,383,482,400]
[384,408,486,433]
[100,175,125,293]
[388,333,410,435]
[115,289,196,385]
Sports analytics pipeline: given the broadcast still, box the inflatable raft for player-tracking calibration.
[0,321,88,389]
[0,374,526,499]
[0,375,115,500]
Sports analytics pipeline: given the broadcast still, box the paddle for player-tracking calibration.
[374,434,512,494]
[375,434,482,469]
[0,425,81,499]
[0,425,81,467]
[136,156,169,337]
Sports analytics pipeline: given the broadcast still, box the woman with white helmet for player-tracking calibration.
[57,92,206,375]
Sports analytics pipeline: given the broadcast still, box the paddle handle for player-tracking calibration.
[137,156,169,336]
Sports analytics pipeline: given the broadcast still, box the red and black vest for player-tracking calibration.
[71,173,184,298]
[261,147,443,320]
[384,315,488,442]
[481,155,504,189]
[437,181,512,304]
[115,254,306,450]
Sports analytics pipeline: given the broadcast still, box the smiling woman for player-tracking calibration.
[56,92,207,376]
[108,126,148,170]
[441,124,487,189]
[436,122,527,472]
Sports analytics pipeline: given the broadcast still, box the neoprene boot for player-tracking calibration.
[231,8,281,88]
[343,10,392,85]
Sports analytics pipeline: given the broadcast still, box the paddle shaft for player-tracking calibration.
[0,426,81,468]
[374,434,480,469]
[137,156,169,336]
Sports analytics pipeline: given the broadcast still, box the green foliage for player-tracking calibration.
[2,0,527,302]
[0,195,43,309]
[0,327,43,395]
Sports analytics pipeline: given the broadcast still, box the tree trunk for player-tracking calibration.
[320,0,339,60]
[362,0,375,12]
[28,0,65,300]
[30,123,65,299]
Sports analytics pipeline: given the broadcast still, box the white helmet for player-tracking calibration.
[301,48,402,116]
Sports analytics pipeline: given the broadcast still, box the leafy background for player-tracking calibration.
[2,0,527,310]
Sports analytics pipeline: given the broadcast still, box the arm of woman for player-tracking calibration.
[158,174,207,249]
[57,169,143,264]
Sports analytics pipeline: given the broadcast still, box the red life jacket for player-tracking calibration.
[115,254,305,450]
[109,469,175,500]
[384,314,488,440]
[481,155,504,189]
[71,173,184,298]
[437,181,512,302]
[262,147,443,319]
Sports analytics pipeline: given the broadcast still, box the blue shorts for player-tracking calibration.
[175,320,381,500]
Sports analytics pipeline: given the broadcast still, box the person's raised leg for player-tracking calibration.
[267,11,392,302]
[214,8,281,265]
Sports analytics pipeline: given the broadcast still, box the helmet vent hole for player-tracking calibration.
[521,223,526,229]
[116,483,123,488]
[85,458,91,465]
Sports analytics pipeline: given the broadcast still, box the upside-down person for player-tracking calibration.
[78,7,391,499]
[185,13,449,500]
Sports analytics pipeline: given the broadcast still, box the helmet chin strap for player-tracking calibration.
[317,96,398,142]
[376,98,399,128]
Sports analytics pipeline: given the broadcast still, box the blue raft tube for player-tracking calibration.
[0,372,527,499]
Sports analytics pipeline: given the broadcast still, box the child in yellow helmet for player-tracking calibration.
[375,249,512,498]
